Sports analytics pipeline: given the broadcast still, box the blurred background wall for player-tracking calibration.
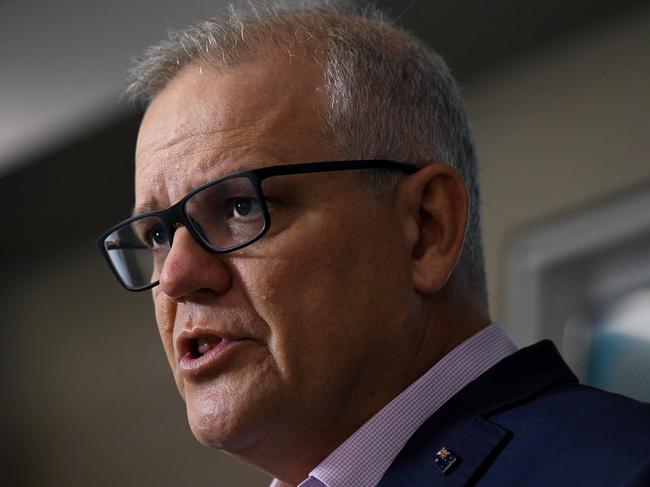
[1,0,649,485]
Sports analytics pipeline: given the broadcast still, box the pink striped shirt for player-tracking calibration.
[270,323,517,487]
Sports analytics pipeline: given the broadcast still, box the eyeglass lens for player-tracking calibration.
[103,176,266,290]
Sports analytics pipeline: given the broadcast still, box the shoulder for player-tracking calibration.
[483,382,650,485]
[493,370,650,425]
[494,381,650,447]
[381,340,650,486]
[473,344,650,485]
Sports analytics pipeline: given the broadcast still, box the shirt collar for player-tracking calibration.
[272,323,518,487]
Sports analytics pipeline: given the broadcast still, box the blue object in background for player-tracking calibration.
[587,289,650,402]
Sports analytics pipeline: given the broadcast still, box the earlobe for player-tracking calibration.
[399,164,469,295]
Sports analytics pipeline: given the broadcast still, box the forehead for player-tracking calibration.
[134,54,341,207]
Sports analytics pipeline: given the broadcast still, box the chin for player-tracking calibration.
[185,393,262,453]
[187,398,231,448]
[182,357,282,453]
[189,420,227,449]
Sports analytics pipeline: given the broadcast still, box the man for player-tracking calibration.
[97,2,650,485]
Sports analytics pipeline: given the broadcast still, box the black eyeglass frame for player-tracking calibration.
[97,159,419,292]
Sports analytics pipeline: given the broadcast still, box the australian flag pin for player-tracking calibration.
[433,447,459,474]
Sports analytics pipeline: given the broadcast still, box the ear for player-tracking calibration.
[398,163,469,295]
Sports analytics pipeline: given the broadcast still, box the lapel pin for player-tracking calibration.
[433,447,459,474]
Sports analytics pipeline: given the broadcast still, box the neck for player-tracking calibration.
[229,418,362,485]
[232,283,490,485]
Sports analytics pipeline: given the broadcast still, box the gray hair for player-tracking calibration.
[126,0,488,306]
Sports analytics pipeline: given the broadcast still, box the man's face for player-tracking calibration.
[135,55,422,458]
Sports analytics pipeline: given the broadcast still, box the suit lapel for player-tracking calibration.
[378,341,578,487]
[378,400,510,486]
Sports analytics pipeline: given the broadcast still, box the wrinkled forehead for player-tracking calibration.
[134,54,340,202]
[135,54,328,164]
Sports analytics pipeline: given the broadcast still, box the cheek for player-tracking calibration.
[236,215,401,372]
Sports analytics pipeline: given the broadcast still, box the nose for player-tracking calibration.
[158,226,232,301]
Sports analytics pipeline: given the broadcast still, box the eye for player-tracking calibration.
[145,224,170,249]
[229,197,262,220]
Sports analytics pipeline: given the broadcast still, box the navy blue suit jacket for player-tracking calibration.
[378,341,650,486]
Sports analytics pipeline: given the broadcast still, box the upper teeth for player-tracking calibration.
[197,336,222,355]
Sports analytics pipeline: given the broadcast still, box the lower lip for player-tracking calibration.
[178,339,251,378]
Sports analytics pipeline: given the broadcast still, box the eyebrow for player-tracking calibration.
[132,200,165,217]
[129,162,269,217]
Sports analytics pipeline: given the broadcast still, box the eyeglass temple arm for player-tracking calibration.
[104,241,149,251]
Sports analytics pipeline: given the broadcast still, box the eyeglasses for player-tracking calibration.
[97,159,418,291]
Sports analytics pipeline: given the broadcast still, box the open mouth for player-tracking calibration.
[190,335,224,358]
[178,333,249,376]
